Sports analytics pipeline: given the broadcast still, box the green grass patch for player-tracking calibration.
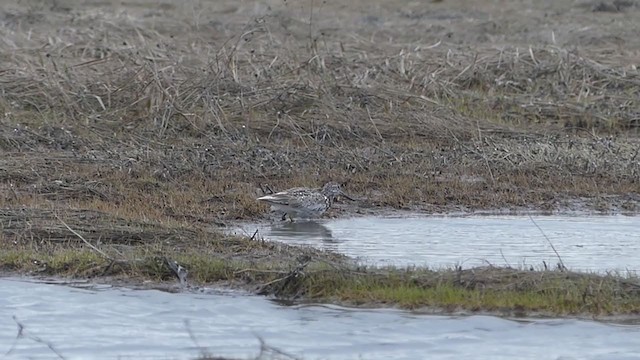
[6,242,636,318]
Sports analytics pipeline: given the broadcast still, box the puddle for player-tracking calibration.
[233,215,640,272]
[1,278,640,359]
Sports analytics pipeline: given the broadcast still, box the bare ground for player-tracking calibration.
[0,0,639,314]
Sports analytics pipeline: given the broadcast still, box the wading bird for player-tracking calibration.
[257,182,354,221]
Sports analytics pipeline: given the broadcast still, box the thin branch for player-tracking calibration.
[528,215,566,271]
[55,213,111,260]
[6,316,66,360]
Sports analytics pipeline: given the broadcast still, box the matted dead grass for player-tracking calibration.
[0,0,639,314]
[0,1,637,224]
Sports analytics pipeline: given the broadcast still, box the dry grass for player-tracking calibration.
[0,0,639,315]
[0,0,638,226]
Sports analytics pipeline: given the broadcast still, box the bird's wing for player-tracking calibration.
[257,188,309,206]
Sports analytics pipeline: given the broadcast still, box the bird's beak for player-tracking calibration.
[339,190,355,201]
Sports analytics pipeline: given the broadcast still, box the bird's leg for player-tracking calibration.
[281,212,295,222]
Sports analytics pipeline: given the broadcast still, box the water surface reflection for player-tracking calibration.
[2,278,640,359]
[234,215,640,271]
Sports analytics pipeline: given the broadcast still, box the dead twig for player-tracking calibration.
[257,336,302,360]
[5,316,66,360]
[528,215,566,271]
[55,213,112,261]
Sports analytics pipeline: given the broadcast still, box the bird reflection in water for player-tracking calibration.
[268,220,340,249]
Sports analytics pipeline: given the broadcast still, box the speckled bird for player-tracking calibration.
[257,182,353,221]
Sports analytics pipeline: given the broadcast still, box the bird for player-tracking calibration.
[257,182,354,221]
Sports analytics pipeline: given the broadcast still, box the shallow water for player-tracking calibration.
[234,215,640,271]
[2,278,640,360]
